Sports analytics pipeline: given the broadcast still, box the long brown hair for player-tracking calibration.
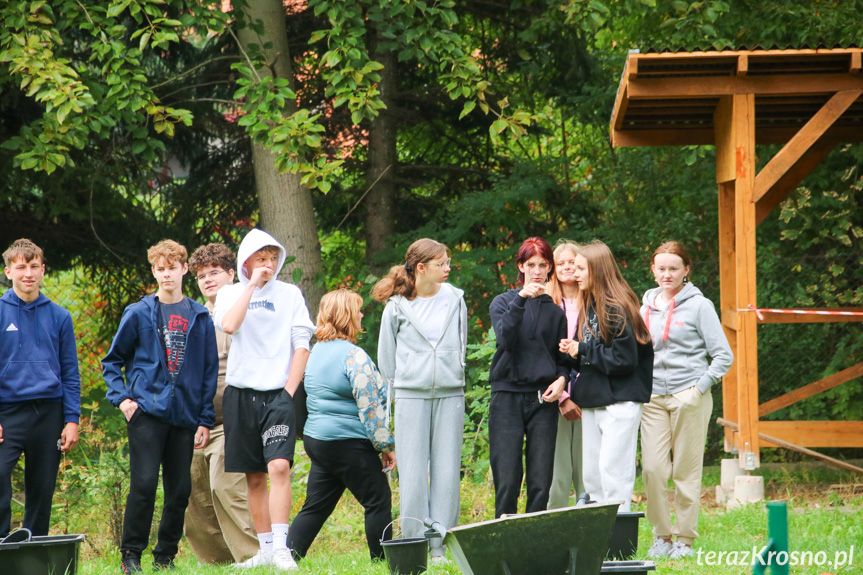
[575,241,650,345]
[371,238,450,302]
[316,289,364,343]
[545,240,581,306]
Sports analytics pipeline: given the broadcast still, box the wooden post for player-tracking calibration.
[715,94,760,468]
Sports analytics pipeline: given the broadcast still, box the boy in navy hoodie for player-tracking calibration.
[0,239,81,538]
[103,240,218,573]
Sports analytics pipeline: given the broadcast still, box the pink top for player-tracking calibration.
[560,297,578,403]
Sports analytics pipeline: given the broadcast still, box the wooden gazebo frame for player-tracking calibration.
[609,47,863,469]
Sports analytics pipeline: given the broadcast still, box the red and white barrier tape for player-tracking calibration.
[737,304,863,321]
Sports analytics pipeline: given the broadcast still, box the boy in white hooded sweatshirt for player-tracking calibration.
[213,229,315,571]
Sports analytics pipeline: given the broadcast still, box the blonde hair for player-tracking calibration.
[545,239,581,305]
[316,289,364,343]
[371,238,450,302]
[3,239,44,266]
[147,240,188,266]
[575,241,650,345]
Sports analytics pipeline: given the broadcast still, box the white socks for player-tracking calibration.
[258,532,273,555]
[272,523,290,551]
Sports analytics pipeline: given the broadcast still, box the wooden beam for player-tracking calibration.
[759,421,863,449]
[851,51,861,74]
[610,125,863,148]
[755,307,863,323]
[612,85,629,132]
[717,418,863,474]
[753,90,862,204]
[731,93,759,468]
[755,140,836,224]
[627,74,863,99]
[759,363,863,417]
[628,54,639,80]
[721,309,738,331]
[737,54,748,77]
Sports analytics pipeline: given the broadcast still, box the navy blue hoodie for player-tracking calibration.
[0,290,81,423]
[102,294,217,429]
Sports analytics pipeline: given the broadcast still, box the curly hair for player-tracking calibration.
[188,243,237,275]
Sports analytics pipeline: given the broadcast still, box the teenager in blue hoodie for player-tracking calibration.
[103,240,217,573]
[0,239,81,538]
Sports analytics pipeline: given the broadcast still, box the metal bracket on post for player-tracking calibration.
[744,443,756,470]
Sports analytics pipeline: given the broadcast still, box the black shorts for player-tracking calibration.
[223,386,297,473]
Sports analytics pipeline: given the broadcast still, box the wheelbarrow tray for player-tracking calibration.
[444,503,619,575]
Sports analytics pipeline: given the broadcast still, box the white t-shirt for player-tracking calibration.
[409,284,451,346]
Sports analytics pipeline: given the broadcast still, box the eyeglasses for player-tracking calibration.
[427,258,452,268]
[196,269,226,282]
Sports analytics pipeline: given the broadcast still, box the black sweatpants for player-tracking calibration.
[489,390,559,518]
[287,436,392,560]
[121,411,195,559]
[0,401,64,537]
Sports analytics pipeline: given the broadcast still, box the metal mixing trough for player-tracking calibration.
[444,502,623,575]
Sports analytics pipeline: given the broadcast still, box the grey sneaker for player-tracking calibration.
[235,550,272,569]
[272,548,298,571]
[647,537,673,558]
[670,541,695,559]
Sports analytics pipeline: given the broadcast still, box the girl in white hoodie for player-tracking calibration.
[373,238,467,562]
[640,241,733,560]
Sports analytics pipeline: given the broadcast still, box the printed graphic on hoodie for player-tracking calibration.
[160,300,191,381]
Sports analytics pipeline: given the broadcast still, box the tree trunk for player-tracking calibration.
[363,30,398,272]
[237,0,325,312]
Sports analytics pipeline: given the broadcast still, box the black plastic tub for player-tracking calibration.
[0,534,85,575]
[601,559,657,573]
[606,511,644,560]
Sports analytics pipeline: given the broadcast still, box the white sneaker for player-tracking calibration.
[669,540,695,559]
[647,537,673,558]
[236,549,272,568]
[272,548,299,571]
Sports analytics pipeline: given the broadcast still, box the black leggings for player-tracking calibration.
[287,436,392,560]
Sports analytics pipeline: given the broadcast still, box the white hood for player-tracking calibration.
[236,228,287,285]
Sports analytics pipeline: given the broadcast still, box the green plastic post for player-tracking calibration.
[753,502,789,575]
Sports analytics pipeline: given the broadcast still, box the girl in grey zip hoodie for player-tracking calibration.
[640,242,733,560]
[374,239,467,559]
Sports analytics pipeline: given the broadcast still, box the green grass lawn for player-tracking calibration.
[74,460,862,575]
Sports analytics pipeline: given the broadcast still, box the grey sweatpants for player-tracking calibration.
[394,396,464,555]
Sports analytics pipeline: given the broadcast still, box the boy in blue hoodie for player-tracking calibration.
[0,239,81,538]
[103,240,218,573]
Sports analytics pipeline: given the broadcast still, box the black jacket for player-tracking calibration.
[572,303,653,409]
[489,289,569,393]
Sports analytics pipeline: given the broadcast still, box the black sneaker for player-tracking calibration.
[152,555,176,571]
[121,551,142,574]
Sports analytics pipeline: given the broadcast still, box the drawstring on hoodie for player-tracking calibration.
[645,295,676,341]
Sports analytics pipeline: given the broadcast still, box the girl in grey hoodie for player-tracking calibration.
[640,242,733,560]
[373,239,467,562]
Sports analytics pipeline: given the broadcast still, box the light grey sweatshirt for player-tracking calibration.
[377,283,467,399]
[641,283,733,396]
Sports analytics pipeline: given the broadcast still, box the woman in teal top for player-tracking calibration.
[287,289,396,561]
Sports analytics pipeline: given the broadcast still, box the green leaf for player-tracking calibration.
[292,267,303,283]
[459,100,476,120]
